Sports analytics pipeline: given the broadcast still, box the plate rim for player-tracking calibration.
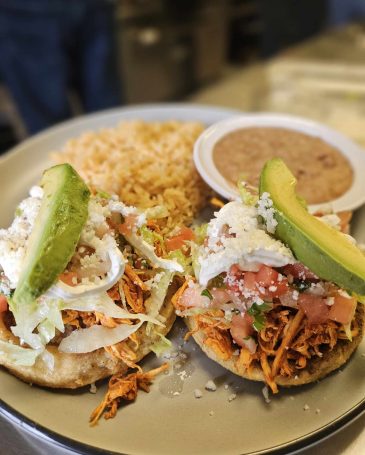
[0,102,241,163]
[1,388,364,455]
[0,103,364,455]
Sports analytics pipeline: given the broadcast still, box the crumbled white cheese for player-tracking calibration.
[194,389,203,398]
[257,192,277,233]
[29,185,44,199]
[89,383,97,394]
[198,201,295,286]
[0,190,125,294]
[0,192,42,288]
[177,370,188,381]
[262,386,271,403]
[205,380,217,391]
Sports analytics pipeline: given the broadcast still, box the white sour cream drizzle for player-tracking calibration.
[198,200,295,286]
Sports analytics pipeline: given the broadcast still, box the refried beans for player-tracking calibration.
[213,127,353,204]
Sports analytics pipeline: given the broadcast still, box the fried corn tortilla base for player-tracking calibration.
[0,282,178,389]
[185,304,364,387]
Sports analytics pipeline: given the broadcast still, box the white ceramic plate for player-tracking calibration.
[193,113,365,213]
[0,104,364,455]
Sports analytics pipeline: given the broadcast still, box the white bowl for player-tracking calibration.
[193,113,365,213]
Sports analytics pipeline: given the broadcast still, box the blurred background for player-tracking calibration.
[1,0,365,152]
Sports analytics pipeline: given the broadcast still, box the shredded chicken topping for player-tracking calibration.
[89,363,168,426]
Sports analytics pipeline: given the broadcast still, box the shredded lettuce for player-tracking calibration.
[139,225,165,250]
[238,180,258,206]
[145,271,174,335]
[167,249,191,274]
[343,322,353,341]
[191,243,201,279]
[0,340,42,366]
[62,292,163,326]
[59,321,143,353]
[194,223,208,245]
[139,225,155,245]
[7,289,163,365]
[145,205,169,219]
[125,231,183,272]
[150,333,172,357]
[38,319,57,345]
[9,297,59,350]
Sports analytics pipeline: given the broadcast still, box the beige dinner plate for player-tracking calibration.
[0,104,364,455]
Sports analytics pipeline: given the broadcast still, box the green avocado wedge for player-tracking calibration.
[259,158,365,296]
[12,164,90,307]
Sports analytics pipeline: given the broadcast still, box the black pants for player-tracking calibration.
[0,0,122,134]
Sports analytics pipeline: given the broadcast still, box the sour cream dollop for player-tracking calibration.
[198,200,295,286]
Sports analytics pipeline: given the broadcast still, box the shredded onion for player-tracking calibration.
[58,321,143,353]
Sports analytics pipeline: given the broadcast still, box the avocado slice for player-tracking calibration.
[259,158,365,295]
[13,164,90,306]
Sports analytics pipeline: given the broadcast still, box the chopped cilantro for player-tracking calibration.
[15,207,23,217]
[247,302,270,332]
[293,279,311,292]
[210,274,225,288]
[201,289,213,300]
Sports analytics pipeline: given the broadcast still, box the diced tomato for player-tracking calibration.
[256,265,279,286]
[267,279,289,298]
[328,294,357,325]
[229,264,242,276]
[283,263,318,281]
[227,265,288,300]
[230,313,254,347]
[59,271,78,287]
[118,215,138,236]
[0,295,8,313]
[255,265,289,298]
[210,288,232,306]
[243,272,257,293]
[165,227,195,252]
[179,285,208,308]
[298,294,329,324]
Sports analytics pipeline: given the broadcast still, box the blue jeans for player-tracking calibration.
[328,0,365,26]
[0,0,121,134]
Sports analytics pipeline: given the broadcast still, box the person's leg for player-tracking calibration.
[327,0,356,27]
[0,6,71,134]
[75,1,122,112]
